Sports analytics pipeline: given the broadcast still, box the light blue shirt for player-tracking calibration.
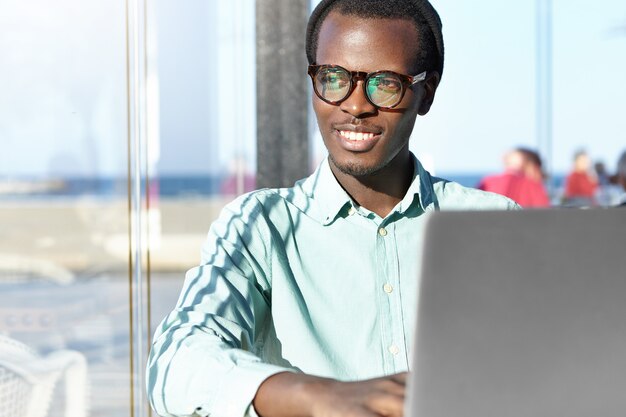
[147,156,519,417]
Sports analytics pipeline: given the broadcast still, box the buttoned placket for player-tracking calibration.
[341,203,410,374]
[373,216,409,374]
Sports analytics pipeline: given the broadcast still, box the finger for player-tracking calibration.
[375,379,405,397]
[366,393,405,417]
[356,406,385,417]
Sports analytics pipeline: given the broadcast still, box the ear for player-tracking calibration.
[418,71,441,115]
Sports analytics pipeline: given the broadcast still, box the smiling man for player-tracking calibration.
[147,1,518,417]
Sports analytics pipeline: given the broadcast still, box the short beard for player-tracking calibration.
[328,154,383,177]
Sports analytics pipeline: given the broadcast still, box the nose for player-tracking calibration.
[339,81,377,118]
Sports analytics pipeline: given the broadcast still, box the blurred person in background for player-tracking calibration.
[220,154,257,197]
[478,147,550,208]
[592,161,613,206]
[594,161,610,187]
[616,150,626,206]
[563,150,598,207]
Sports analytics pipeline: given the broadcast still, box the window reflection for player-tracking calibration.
[0,0,130,415]
[147,0,257,332]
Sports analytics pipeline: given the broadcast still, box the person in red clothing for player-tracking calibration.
[478,147,550,208]
[563,150,598,206]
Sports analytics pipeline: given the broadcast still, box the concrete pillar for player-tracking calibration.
[256,0,310,188]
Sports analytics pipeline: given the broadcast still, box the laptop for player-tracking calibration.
[406,208,626,417]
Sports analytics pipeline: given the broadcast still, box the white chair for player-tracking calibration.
[0,335,88,417]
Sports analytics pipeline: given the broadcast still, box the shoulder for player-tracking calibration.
[430,176,520,210]
[217,180,316,226]
[219,188,290,220]
[204,184,317,262]
[203,189,294,260]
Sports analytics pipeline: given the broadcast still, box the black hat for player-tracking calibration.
[305,0,445,77]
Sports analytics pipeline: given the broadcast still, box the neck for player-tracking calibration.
[329,151,414,218]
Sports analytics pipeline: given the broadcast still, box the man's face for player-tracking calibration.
[313,12,438,177]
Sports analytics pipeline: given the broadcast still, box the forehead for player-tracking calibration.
[316,11,419,73]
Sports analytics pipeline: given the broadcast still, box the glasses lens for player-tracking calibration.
[366,73,403,108]
[315,67,351,102]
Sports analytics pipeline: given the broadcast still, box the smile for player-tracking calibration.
[337,130,378,141]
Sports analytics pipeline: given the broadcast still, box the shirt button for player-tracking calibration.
[389,344,400,355]
[348,207,356,216]
[383,283,393,293]
[378,227,387,236]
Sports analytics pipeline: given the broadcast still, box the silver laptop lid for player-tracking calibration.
[406,209,626,417]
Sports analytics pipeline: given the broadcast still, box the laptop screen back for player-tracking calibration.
[406,209,626,417]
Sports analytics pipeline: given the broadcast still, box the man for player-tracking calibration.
[147,1,518,416]
[478,147,550,208]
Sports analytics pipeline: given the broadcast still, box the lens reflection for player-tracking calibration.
[315,67,351,102]
[367,73,403,107]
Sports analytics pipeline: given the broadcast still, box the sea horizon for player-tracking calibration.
[0,172,570,200]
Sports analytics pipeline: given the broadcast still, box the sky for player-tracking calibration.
[0,0,625,179]
[415,0,626,175]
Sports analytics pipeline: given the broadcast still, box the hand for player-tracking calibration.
[309,372,407,417]
[253,371,407,417]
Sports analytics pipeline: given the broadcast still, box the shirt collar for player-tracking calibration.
[301,154,437,225]
[412,154,438,213]
[301,158,352,225]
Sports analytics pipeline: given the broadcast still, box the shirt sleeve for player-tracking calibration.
[146,193,294,417]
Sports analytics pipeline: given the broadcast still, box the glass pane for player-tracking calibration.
[552,0,626,206]
[0,0,131,415]
[409,1,537,183]
[147,0,257,330]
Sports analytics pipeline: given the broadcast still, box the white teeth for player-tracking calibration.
[339,130,376,141]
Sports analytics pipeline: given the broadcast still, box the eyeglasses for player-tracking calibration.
[308,64,427,109]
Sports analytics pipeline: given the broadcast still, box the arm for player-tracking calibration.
[147,195,291,417]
